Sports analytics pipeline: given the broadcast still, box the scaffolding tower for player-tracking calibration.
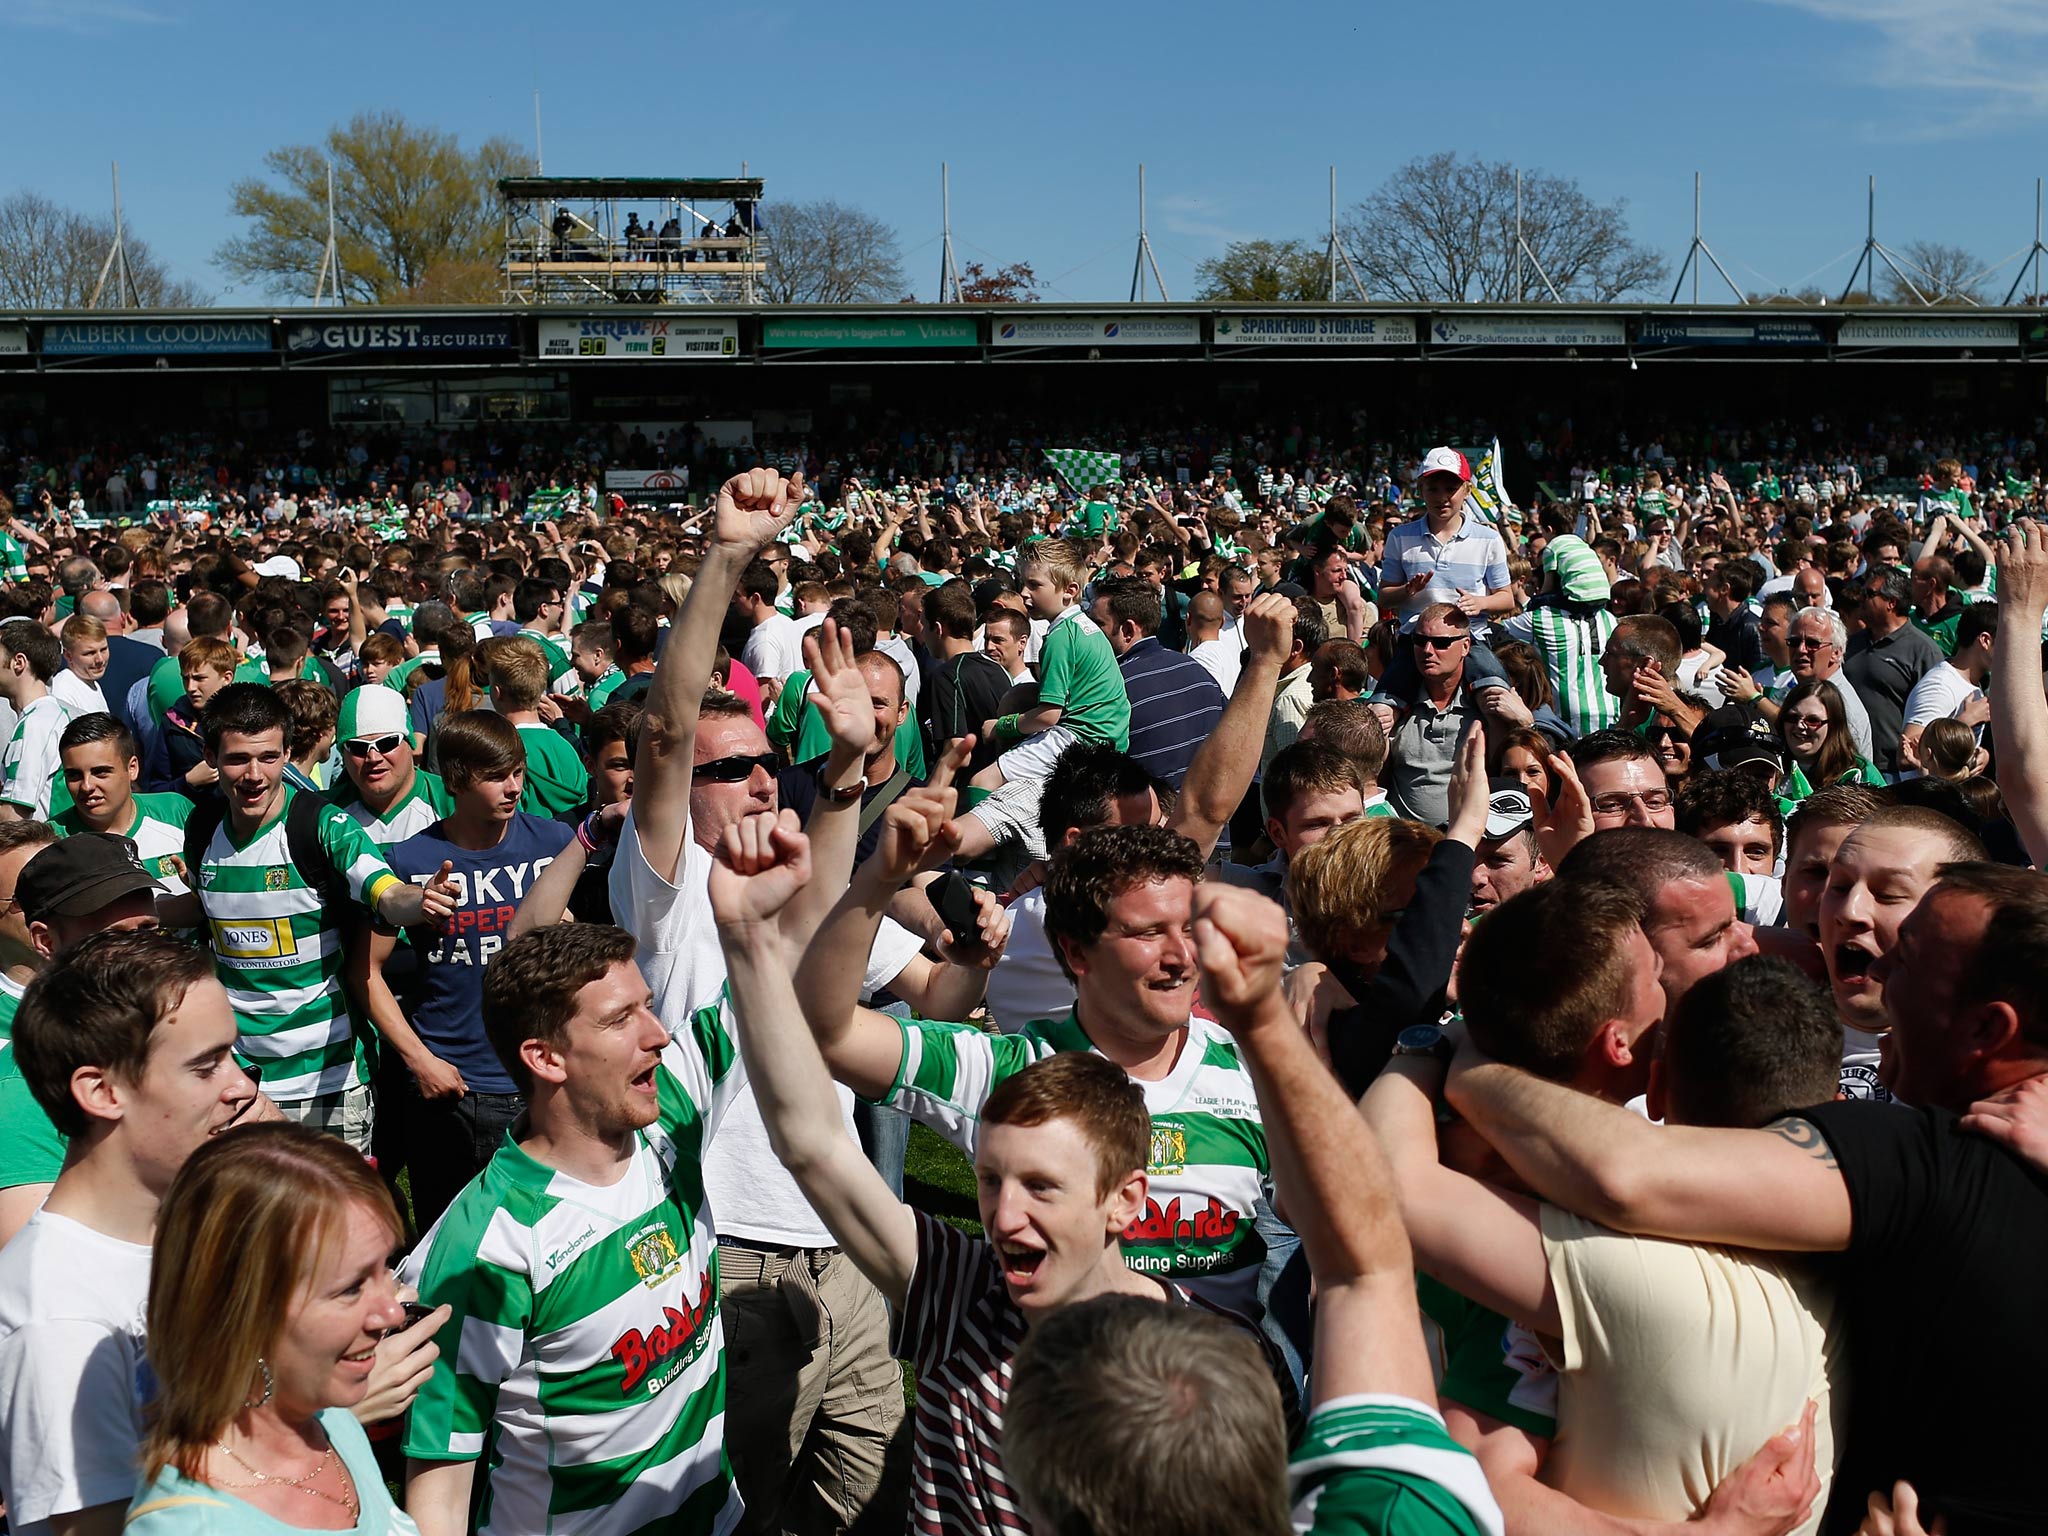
[499,176,767,304]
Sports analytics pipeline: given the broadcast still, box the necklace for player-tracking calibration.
[213,1430,360,1517]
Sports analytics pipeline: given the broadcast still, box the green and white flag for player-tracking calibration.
[1464,438,1521,527]
[1043,448,1123,495]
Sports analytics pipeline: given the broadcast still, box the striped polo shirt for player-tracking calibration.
[1380,513,1512,634]
[1114,637,1226,789]
[885,1009,1269,1313]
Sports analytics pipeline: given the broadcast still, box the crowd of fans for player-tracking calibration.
[0,419,2041,1536]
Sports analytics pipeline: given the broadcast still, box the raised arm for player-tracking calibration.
[1444,1048,1851,1250]
[1359,1054,1558,1335]
[790,742,972,1099]
[1992,520,2048,867]
[1191,881,1435,1410]
[635,468,804,883]
[1167,592,1295,859]
[711,810,917,1307]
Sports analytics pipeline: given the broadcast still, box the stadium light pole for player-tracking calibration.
[2001,179,2048,306]
[1669,172,1744,305]
[88,162,137,310]
[1842,174,1928,305]
[1326,167,1366,302]
[939,163,964,303]
[313,160,345,306]
[1129,164,1169,304]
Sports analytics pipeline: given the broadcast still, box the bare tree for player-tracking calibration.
[1887,240,1985,305]
[1338,153,1666,303]
[218,111,525,303]
[759,199,907,303]
[1193,239,1327,302]
[0,190,208,307]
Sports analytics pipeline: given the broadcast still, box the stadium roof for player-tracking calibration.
[497,177,763,201]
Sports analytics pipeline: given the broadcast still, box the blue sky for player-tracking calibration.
[6,0,2048,306]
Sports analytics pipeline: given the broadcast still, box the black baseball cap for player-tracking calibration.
[18,834,163,923]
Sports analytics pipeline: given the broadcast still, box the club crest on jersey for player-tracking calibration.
[264,865,290,890]
[624,1222,683,1288]
[1147,1125,1187,1176]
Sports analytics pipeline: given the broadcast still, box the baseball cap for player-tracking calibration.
[1418,447,1473,484]
[1694,704,1788,779]
[17,834,162,923]
[252,555,302,580]
[1483,781,1534,842]
[338,685,408,743]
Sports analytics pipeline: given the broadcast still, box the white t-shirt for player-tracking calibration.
[0,696,73,818]
[984,886,1076,1035]
[1189,637,1243,698]
[1540,1206,1837,1536]
[1903,661,1979,731]
[610,810,923,1246]
[740,612,805,685]
[49,672,106,717]
[0,1211,154,1535]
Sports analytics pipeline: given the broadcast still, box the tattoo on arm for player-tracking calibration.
[1765,1116,1839,1169]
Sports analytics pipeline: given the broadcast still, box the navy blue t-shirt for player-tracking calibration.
[386,811,573,1093]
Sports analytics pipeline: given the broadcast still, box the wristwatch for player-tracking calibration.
[819,771,867,805]
[1390,1024,1453,1063]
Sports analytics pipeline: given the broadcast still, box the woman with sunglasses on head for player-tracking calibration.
[1774,677,1884,813]
[127,1123,429,1535]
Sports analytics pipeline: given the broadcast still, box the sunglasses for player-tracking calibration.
[692,751,778,783]
[1414,633,1467,650]
[344,734,406,758]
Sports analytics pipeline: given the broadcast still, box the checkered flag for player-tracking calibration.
[1043,448,1124,495]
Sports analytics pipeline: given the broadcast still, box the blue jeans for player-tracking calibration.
[858,1001,914,1198]
[1254,1196,1312,1401]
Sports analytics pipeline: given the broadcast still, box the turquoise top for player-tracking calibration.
[125,1409,419,1534]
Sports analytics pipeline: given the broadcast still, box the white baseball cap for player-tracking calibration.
[1418,447,1473,483]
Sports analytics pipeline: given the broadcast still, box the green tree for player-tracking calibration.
[217,111,526,303]
[1193,238,1327,301]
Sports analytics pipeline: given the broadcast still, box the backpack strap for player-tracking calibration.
[857,768,915,839]
[180,795,227,887]
[283,791,349,912]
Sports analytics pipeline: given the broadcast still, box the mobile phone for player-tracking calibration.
[401,1301,436,1329]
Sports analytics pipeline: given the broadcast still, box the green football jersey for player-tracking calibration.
[194,788,402,1101]
[403,996,745,1536]
[1290,1396,1503,1536]
[0,974,64,1191]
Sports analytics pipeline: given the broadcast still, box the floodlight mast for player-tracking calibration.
[1326,167,1365,301]
[88,162,137,309]
[1129,164,1169,303]
[1842,174,1929,305]
[1669,172,1745,305]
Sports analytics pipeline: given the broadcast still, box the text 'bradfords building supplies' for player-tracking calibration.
[1212,314,1417,346]
[43,321,273,355]
[285,321,515,354]
[538,317,739,360]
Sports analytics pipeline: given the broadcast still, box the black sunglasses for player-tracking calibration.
[692,752,778,783]
[344,734,406,758]
[1414,633,1467,650]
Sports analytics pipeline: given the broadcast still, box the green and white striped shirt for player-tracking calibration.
[331,769,455,847]
[1507,604,1619,737]
[885,1009,1270,1312]
[54,792,193,896]
[403,1000,745,1536]
[1291,1395,1503,1536]
[193,789,401,1101]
